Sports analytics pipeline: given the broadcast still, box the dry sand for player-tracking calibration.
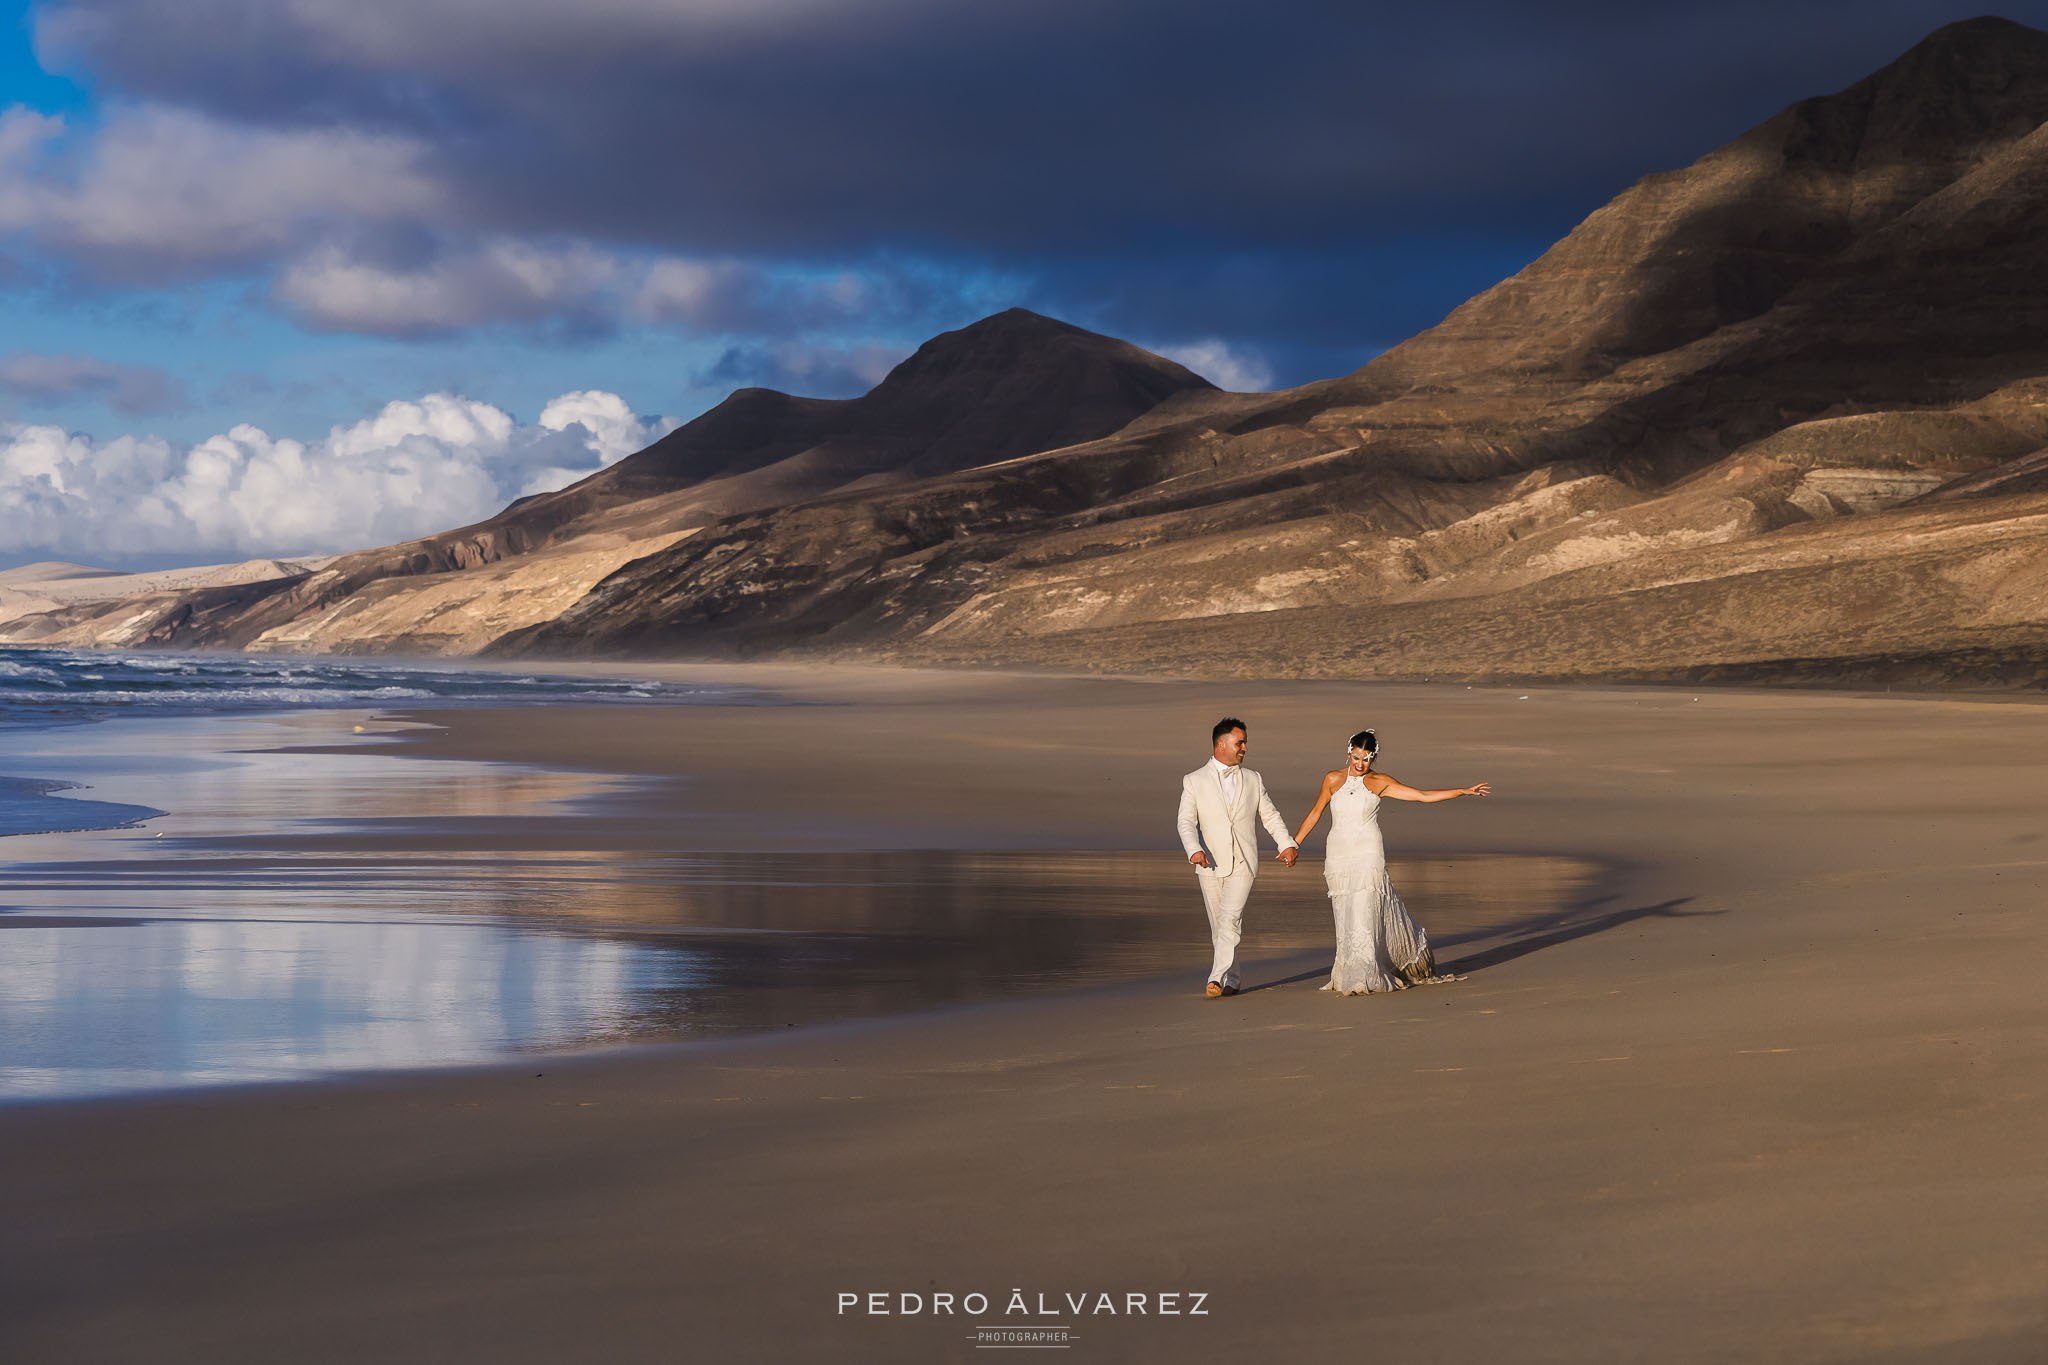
[4,668,2048,1363]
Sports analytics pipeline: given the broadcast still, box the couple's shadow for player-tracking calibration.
[1236,895,1705,994]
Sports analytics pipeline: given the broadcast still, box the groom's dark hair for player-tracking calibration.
[1212,717,1246,743]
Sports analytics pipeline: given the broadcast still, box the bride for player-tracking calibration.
[1292,729,1490,994]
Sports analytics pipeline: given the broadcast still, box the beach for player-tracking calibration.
[4,667,2047,1362]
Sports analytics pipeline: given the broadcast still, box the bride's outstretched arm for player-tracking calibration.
[1292,771,1344,845]
[1369,774,1492,803]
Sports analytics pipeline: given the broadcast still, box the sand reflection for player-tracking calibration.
[0,711,1599,1099]
[0,846,1595,1099]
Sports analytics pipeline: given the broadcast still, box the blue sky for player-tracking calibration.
[0,2,75,113]
[2,0,2044,570]
[0,0,928,446]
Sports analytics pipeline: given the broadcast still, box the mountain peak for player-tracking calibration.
[853,309,1214,471]
[865,308,1168,397]
[510,309,1212,515]
[1805,14,2048,160]
[1356,15,2048,388]
[1902,14,2048,59]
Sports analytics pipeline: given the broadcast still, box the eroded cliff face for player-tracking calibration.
[16,19,2048,685]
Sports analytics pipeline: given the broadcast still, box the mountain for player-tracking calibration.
[484,307,1215,533]
[0,311,1212,653]
[485,17,2048,684]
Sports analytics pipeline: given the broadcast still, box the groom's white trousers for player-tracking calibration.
[1196,861,1255,989]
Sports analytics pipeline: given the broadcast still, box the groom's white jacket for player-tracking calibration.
[1177,763,1294,878]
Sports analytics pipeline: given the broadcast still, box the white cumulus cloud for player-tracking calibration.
[0,389,677,568]
[518,390,682,497]
[539,390,679,464]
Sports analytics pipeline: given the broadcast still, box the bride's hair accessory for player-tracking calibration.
[1346,728,1377,757]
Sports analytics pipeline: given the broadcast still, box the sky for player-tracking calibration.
[2,0,2045,571]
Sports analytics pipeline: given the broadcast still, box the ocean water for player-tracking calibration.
[0,646,757,837]
[0,775,160,839]
[0,646,751,728]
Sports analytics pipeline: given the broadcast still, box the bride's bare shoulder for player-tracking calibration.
[1321,769,1347,789]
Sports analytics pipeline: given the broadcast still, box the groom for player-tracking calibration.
[1177,717,1297,997]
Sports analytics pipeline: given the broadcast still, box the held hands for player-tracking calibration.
[1192,848,1298,866]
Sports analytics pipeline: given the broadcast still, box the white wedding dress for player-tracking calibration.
[1321,775,1453,994]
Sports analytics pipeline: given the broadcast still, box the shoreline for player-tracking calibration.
[1,685,1611,1100]
[413,651,2048,705]
[16,635,2048,709]
[5,670,2048,1360]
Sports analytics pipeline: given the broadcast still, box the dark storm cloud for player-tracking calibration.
[43,0,2043,251]
[28,0,2048,380]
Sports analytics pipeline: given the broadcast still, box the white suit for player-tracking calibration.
[1177,759,1296,989]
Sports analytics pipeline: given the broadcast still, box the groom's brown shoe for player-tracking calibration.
[1205,981,1223,998]
[1219,984,1240,997]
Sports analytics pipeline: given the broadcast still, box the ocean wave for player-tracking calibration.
[0,646,768,727]
[0,684,440,705]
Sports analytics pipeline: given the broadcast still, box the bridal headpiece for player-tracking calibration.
[1345,728,1378,757]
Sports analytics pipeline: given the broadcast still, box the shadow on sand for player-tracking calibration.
[1240,967,1330,994]
[1241,895,1709,993]
[1443,895,1706,975]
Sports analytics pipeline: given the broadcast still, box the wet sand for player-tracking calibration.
[4,669,2048,1362]
[0,703,1592,1094]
